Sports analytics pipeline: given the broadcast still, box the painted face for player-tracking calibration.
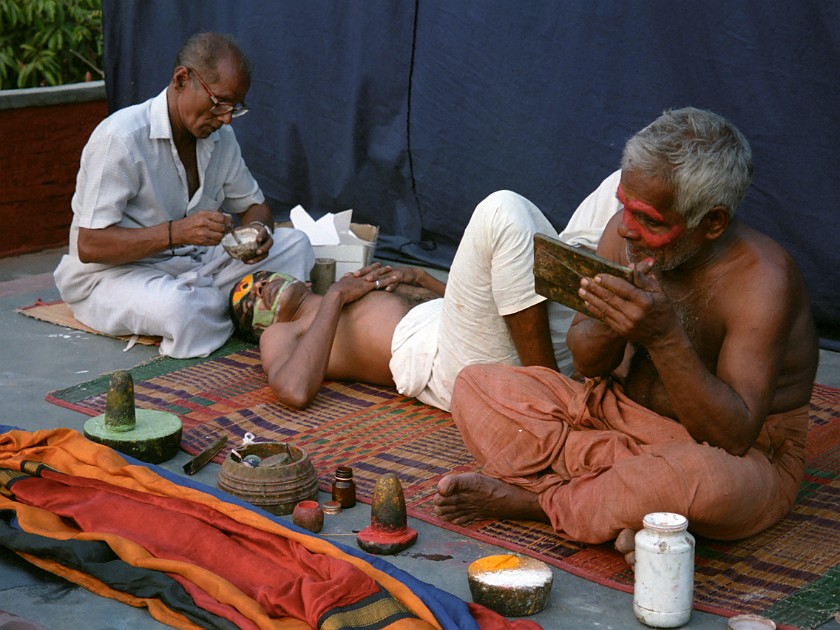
[617,186,685,248]
[617,180,701,271]
[230,270,296,341]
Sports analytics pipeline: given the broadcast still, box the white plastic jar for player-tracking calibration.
[633,512,695,627]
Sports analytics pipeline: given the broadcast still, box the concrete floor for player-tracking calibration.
[1,247,838,630]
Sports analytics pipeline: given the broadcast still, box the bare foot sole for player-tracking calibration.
[614,528,637,568]
[433,473,547,525]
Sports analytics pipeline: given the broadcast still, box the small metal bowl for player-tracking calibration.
[222,226,261,261]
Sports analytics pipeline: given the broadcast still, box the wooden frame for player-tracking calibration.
[533,233,633,313]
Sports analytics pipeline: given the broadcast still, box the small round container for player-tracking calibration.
[310,257,336,295]
[322,501,342,515]
[222,226,261,261]
[467,554,553,617]
[728,614,777,629]
[292,500,324,533]
[633,512,695,628]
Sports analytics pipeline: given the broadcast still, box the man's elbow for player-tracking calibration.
[271,381,316,411]
[283,395,314,411]
[77,250,100,264]
[77,233,104,264]
[76,240,95,263]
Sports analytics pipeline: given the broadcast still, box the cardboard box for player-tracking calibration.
[279,222,379,277]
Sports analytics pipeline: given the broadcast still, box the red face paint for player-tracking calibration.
[617,186,685,248]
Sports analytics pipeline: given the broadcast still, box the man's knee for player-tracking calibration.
[453,364,509,406]
[275,227,311,251]
[264,227,315,279]
[452,364,485,409]
[474,190,538,222]
[469,190,552,241]
[455,363,484,385]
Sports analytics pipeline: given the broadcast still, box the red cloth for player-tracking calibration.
[1,428,543,630]
[9,469,381,627]
[451,365,808,543]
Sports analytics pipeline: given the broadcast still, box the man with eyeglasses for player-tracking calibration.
[54,32,314,358]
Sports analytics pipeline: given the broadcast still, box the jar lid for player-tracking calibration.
[727,614,776,629]
[323,501,342,514]
[335,466,353,479]
[642,512,688,532]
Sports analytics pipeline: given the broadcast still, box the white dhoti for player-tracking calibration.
[390,190,576,411]
[55,228,314,359]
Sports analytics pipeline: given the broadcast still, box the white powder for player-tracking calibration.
[475,568,552,588]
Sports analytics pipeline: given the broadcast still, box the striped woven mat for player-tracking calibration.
[45,340,840,629]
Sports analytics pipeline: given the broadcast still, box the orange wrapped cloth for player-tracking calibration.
[451,364,808,543]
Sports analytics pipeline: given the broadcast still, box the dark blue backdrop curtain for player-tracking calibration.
[101,1,840,347]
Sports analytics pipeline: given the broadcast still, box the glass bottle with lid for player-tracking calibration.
[331,466,356,508]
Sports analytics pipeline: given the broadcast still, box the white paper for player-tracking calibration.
[290,205,367,245]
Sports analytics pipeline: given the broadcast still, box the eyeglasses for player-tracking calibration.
[187,67,250,118]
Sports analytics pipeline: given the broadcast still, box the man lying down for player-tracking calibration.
[230,187,577,413]
[231,107,819,557]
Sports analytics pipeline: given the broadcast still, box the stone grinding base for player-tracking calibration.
[467,554,553,617]
[84,409,182,464]
[356,524,418,555]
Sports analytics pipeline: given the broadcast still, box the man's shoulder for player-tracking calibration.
[731,222,799,275]
[91,97,154,143]
[712,223,808,315]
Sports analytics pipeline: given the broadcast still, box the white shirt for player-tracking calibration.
[57,88,265,301]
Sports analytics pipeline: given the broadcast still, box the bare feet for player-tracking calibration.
[434,473,548,525]
[614,528,636,568]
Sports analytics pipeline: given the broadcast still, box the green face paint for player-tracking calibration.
[251,283,285,327]
[230,270,296,341]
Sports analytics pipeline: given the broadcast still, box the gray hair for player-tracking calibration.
[621,107,753,228]
[175,32,252,83]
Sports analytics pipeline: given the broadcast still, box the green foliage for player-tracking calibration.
[0,0,103,89]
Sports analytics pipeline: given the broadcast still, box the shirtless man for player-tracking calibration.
[230,191,577,411]
[434,107,819,547]
[231,266,444,409]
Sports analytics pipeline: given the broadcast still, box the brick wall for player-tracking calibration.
[0,99,107,258]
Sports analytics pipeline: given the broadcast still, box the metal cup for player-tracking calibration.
[310,258,336,295]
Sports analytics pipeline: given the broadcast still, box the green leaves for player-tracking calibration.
[0,0,103,89]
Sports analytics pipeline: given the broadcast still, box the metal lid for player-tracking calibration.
[642,512,689,532]
[727,614,776,629]
[322,501,342,514]
[335,466,353,479]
